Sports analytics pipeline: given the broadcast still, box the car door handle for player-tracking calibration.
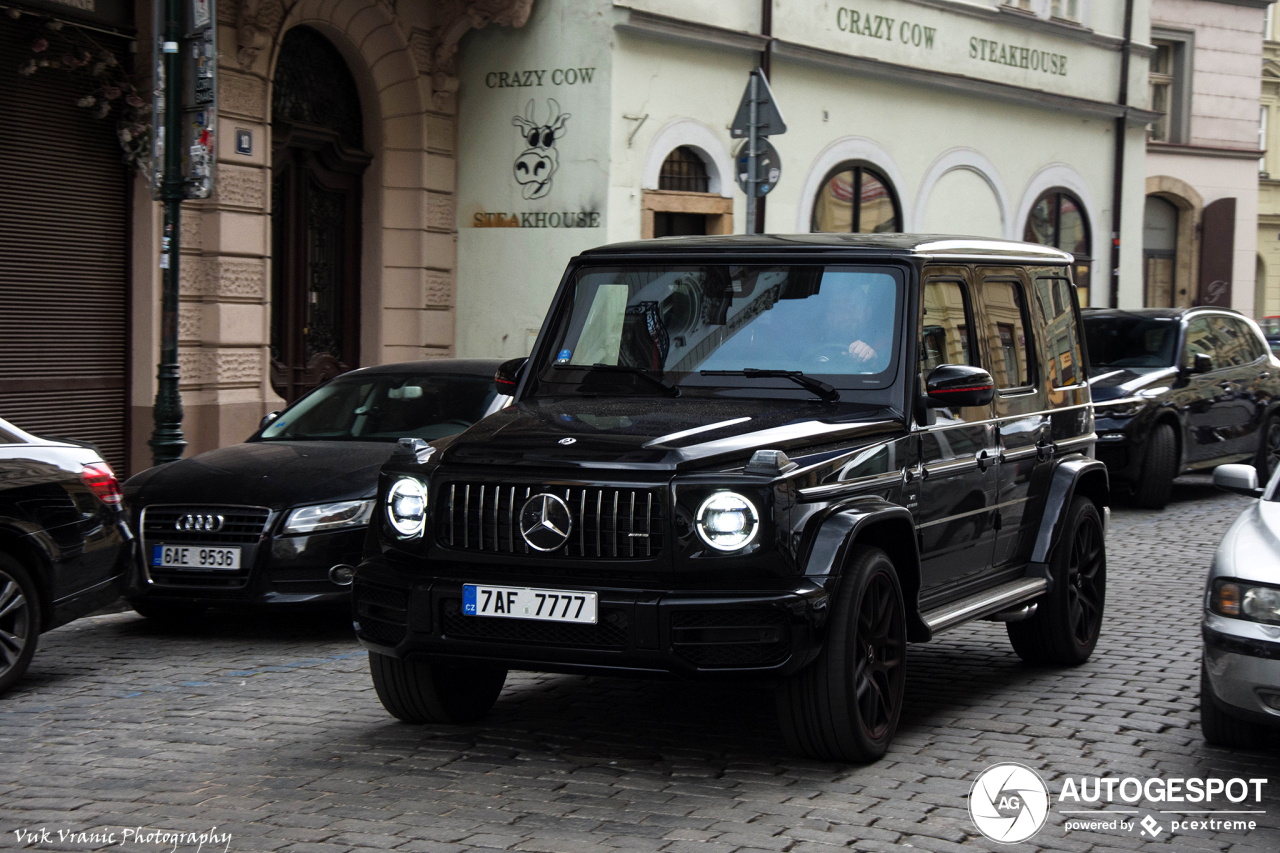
[977,450,991,472]
[1036,441,1054,461]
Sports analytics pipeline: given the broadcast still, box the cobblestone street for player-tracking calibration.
[2,478,1278,853]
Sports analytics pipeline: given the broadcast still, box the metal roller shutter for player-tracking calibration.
[0,22,130,471]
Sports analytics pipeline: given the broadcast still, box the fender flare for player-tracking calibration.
[1029,456,1110,567]
[801,498,929,642]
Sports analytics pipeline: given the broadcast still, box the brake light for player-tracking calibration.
[81,462,122,506]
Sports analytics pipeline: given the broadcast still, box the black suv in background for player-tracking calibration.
[1084,308,1280,508]
[353,235,1109,762]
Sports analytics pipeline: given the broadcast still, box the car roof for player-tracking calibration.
[1081,307,1242,321]
[577,233,1074,263]
[336,358,504,378]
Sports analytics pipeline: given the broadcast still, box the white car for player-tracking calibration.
[1201,464,1280,745]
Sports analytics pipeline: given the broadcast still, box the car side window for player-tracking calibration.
[920,278,973,379]
[1182,317,1222,370]
[1226,317,1266,362]
[980,280,1033,390]
[1032,276,1082,388]
[1209,316,1251,367]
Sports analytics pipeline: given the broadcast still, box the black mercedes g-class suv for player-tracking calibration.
[353,234,1109,762]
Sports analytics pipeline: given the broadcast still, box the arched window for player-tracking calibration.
[1024,189,1092,304]
[811,163,901,234]
[658,147,709,193]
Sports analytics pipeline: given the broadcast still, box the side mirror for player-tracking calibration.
[925,364,995,409]
[1190,353,1214,375]
[495,357,528,396]
[1213,463,1264,498]
[259,411,282,430]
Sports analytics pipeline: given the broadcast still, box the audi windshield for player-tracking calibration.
[534,265,905,397]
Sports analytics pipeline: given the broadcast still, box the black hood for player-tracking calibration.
[124,441,394,509]
[1088,366,1179,401]
[441,397,904,471]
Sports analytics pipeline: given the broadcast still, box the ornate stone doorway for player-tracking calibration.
[269,26,370,403]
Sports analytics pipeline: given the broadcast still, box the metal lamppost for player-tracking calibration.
[148,0,217,466]
[148,0,186,466]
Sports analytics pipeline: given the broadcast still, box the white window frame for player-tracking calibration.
[1149,28,1194,145]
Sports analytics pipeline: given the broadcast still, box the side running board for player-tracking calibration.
[921,577,1049,635]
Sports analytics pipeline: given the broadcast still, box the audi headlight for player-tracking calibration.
[1210,579,1280,626]
[1095,396,1145,419]
[386,477,427,538]
[695,492,760,552]
[283,499,375,534]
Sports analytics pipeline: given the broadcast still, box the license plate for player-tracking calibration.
[463,584,597,624]
[151,544,241,570]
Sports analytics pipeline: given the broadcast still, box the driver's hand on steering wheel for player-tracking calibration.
[847,340,876,362]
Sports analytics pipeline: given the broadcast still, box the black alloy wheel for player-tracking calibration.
[0,554,40,696]
[777,545,907,762]
[1257,415,1280,484]
[853,570,907,740]
[1007,496,1106,665]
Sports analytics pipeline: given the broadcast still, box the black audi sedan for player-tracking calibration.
[1084,307,1280,508]
[122,360,504,618]
[0,417,131,695]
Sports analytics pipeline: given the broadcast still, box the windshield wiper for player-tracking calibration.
[555,363,680,397]
[700,369,840,402]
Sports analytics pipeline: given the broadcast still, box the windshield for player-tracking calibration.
[259,373,498,442]
[1083,315,1179,368]
[541,264,903,395]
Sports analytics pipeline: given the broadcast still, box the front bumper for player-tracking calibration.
[1094,425,1142,485]
[352,567,830,679]
[1202,613,1280,727]
[126,526,366,608]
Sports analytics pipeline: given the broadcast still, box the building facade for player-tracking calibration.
[1142,0,1269,313]
[1,0,1180,472]
[1259,5,1280,319]
[453,0,1156,360]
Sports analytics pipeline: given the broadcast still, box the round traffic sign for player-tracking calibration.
[735,139,781,198]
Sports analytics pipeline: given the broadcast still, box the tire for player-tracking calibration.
[369,651,507,724]
[0,552,41,697]
[1132,423,1177,509]
[1200,658,1272,747]
[1007,496,1106,666]
[777,545,907,763]
[130,601,208,624]
[1254,414,1280,486]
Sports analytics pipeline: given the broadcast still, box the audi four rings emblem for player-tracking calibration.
[519,493,573,551]
[175,513,225,532]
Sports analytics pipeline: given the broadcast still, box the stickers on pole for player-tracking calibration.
[149,0,218,199]
[735,139,782,197]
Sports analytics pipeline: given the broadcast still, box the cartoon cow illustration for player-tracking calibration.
[512,98,570,200]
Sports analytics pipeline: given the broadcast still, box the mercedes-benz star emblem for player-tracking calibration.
[519,493,573,552]
[559,437,577,445]
[176,513,224,533]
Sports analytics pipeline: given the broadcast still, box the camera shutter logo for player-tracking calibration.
[969,763,1050,843]
[175,513,224,533]
[519,493,573,551]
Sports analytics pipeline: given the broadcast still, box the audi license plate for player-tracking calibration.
[463,583,597,624]
[151,544,241,570]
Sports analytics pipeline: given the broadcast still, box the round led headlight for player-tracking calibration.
[695,492,760,552]
[386,477,427,538]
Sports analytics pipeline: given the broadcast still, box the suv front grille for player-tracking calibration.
[439,482,665,559]
[141,505,271,544]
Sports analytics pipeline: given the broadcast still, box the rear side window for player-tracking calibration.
[1182,317,1222,370]
[1033,276,1083,388]
[980,280,1033,389]
[1210,316,1253,367]
[921,279,972,376]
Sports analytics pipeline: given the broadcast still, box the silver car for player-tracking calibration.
[1201,463,1280,745]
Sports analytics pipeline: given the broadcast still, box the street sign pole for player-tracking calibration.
[746,72,758,235]
[149,0,186,466]
[149,0,216,466]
